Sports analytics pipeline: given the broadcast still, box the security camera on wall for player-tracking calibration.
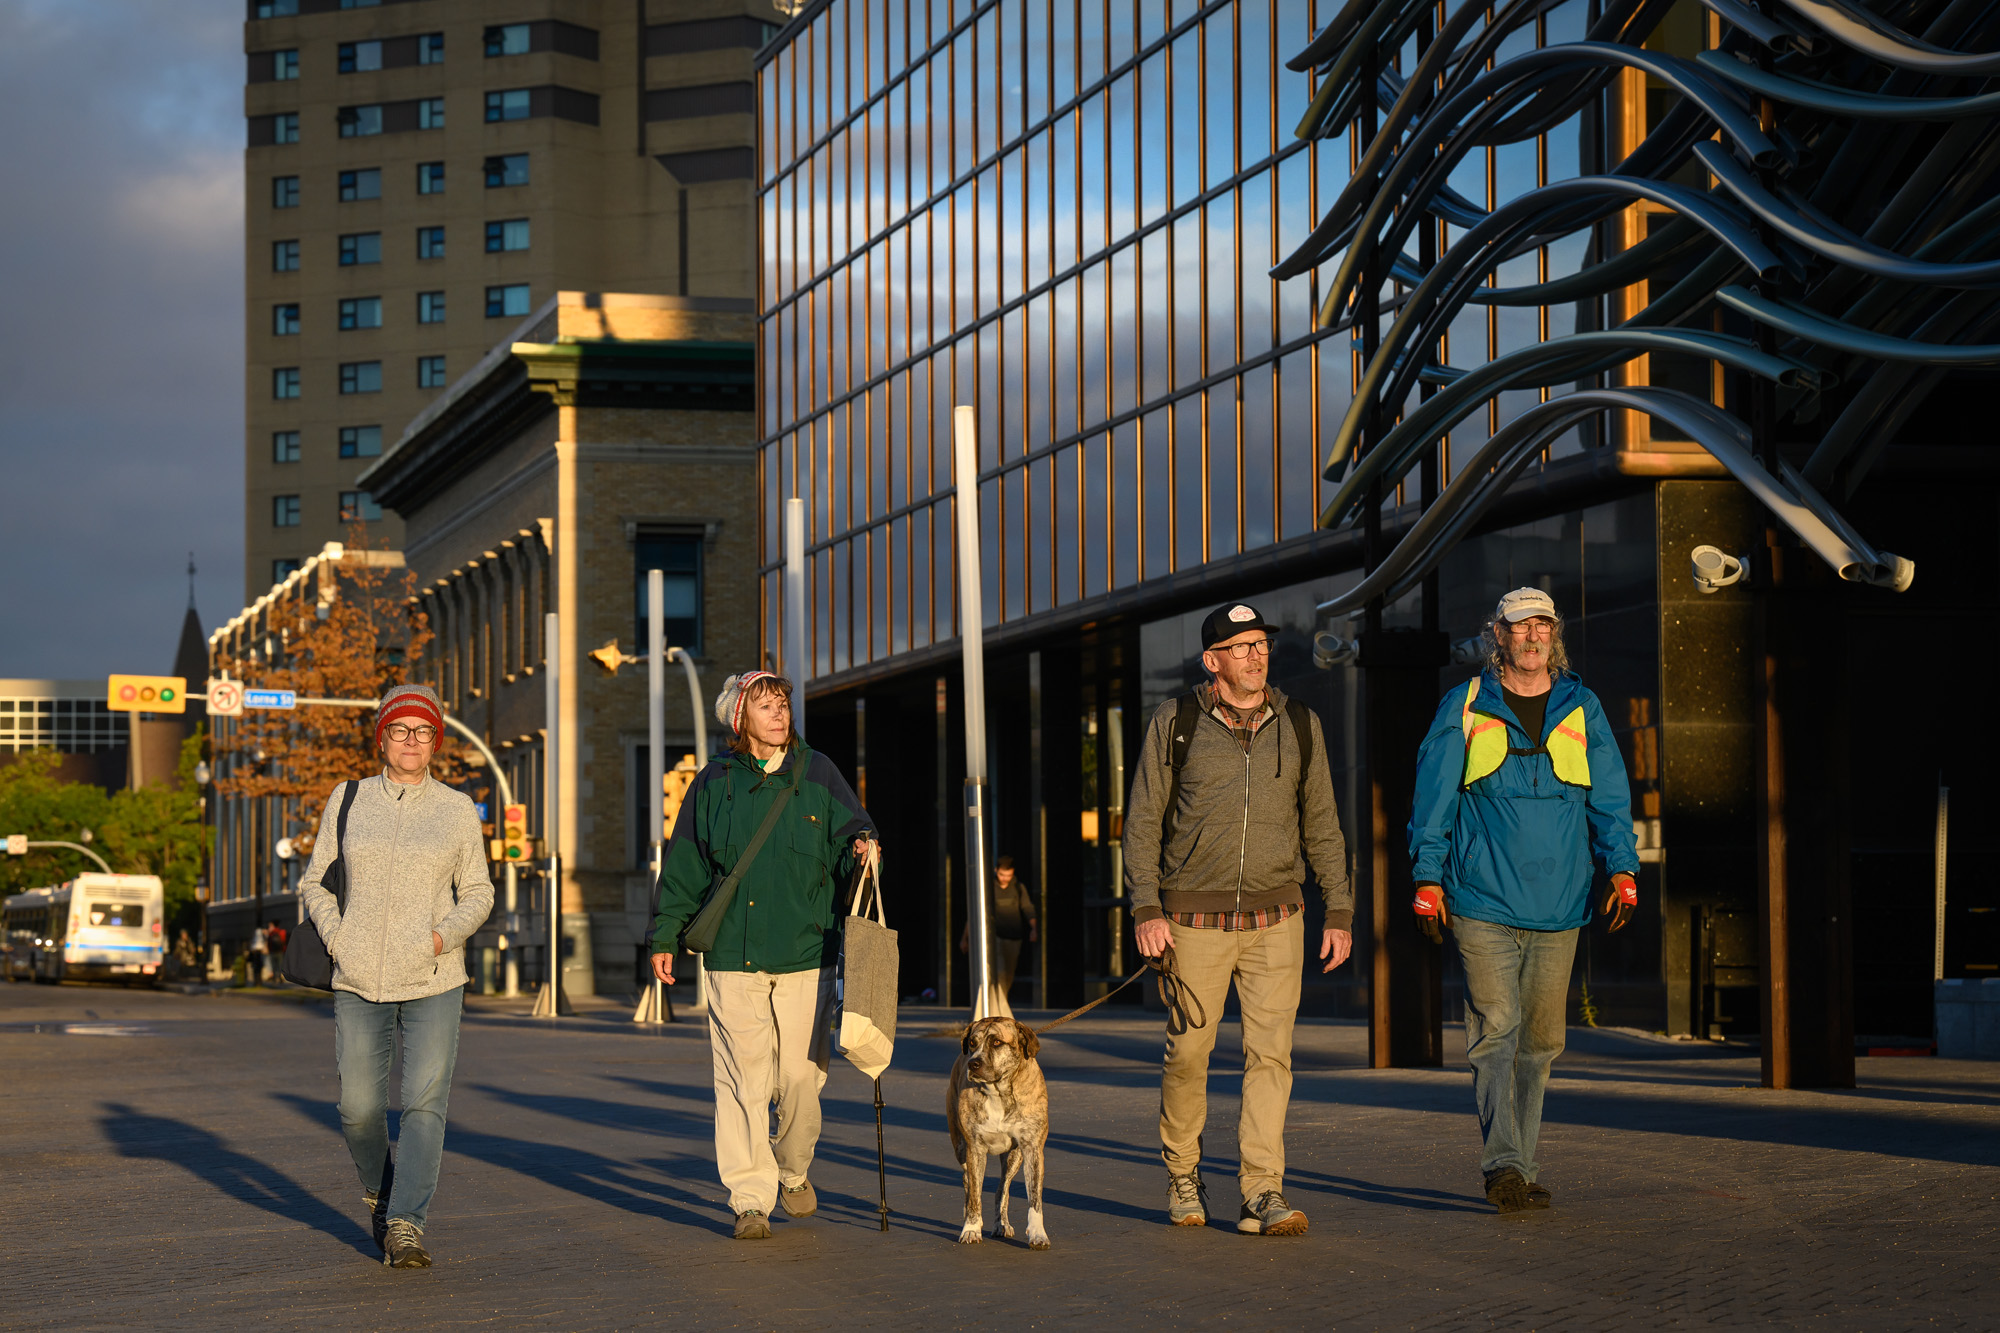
[1690,545,1749,594]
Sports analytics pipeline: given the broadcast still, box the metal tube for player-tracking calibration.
[785,497,808,737]
[648,568,666,1023]
[953,405,1002,1019]
[537,611,565,1017]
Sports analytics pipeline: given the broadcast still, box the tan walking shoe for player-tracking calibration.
[780,1180,818,1217]
[733,1209,772,1240]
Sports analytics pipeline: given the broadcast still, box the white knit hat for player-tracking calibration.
[715,671,790,734]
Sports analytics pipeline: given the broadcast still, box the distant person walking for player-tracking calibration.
[298,684,494,1268]
[1409,588,1639,1213]
[960,854,1038,997]
[1125,602,1353,1237]
[648,672,878,1241]
[245,925,268,986]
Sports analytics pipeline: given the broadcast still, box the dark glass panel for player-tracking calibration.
[765,313,782,435]
[1274,151,1313,345]
[1053,276,1079,440]
[874,521,891,661]
[908,63,929,205]
[1106,75,1134,238]
[1170,0,1198,29]
[910,214,931,357]
[872,382,890,521]
[1171,213,1201,390]
[1027,455,1051,613]
[1000,0,1024,146]
[1140,409,1170,579]
[830,402,850,537]
[1004,305,1028,462]
[1003,467,1025,620]
[1239,0,1272,170]
[1241,364,1274,551]
[1238,173,1272,358]
[1109,245,1137,415]
[889,0,906,73]
[941,346,964,492]
[1108,0,1136,65]
[932,200,954,347]
[892,514,910,655]
[954,31,976,179]
[1274,0,1309,138]
[1136,54,1167,227]
[1050,0,1074,110]
[890,368,909,507]
[1079,261,1107,426]
[977,165,999,317]
[1206,195,1237,372]
[888,225,908,370]
[1278,349,1312,539]
[1207,380,1239,558]
[978,319,1000,468]
[871,241,890,380]
[1026,130,1050,293]
[763,68,779,187]
[833,540,850,673]
[829,268,849,403]
[911,358,934,499]
[819,13,837,144]
[1141,228,1170,402]
[1204,15,1235,189]
[1025,293,1051,456]
[1173,395,1203,569]
[1171,31,1200,208]
[807,416,825,543]
[832,128,851,265]
[980,477,1002,627]
[932,0,949,50]
[1025,0,1048,126]
[932,51,953,194]
[869,0,887,108]
[813,144,831,281]
[931,496,952,641]
[1001,149,1025,308]
[1083,433,1107,595]
[778,301,796,426]
[1054,444,1079,605]
[888,79,908,224]
[1052,110,1078,273]
[912,505,932,649]
[774,46,792,171]
[1316,338,1354,522]
[764,433,781,565]
[762,182,780,308]
[976,8,999,163]
[870,99,890,241]
[1112,420,1139,587]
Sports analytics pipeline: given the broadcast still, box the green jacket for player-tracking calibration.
[649,745,872,974]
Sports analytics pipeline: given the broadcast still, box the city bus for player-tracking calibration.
[2,874,165,984]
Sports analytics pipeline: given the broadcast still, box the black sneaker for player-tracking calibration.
[383,1218,431,1268]
[363,1191,390,1254]
[1485,1170,1531,1214]
[1524,1179,1552,1209]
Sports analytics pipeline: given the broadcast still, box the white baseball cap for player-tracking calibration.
[1494,587,1559,623]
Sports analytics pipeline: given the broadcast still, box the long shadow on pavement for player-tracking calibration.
[99,1101,375,1257]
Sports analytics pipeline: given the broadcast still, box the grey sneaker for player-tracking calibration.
[733,1209,772,1240]
[780,1180,818,1217]
[1237,1190,1308,1235]
[1167,1171,1209,1226]
[1485,1169,1531,1214]
[383,1218,431,1268]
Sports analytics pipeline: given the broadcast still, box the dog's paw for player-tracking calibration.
[1026,1208,1050,1250]
[995,1220,1014,1240]
[956,1223,983,1245]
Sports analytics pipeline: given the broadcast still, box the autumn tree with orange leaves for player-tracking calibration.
[211,531,482,859]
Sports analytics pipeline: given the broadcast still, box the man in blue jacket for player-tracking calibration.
[1408,587,1639,1213]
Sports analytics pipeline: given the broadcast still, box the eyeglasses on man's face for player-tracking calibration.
[1216,637,1273,660]
[385,723,438,743]
[1503,617,1555,637]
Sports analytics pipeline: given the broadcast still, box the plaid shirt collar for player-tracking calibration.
[1197,681,1271,753]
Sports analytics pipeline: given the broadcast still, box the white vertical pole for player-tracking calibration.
[785,496,809,738]
[671,645,709,1014]
[535,611,568,1017]
[647,569,666,1020]
[953,405,1006,1020]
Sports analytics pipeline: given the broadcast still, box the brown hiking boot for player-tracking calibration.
[1486,1170,1532,1214]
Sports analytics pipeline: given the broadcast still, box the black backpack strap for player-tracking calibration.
[1160,692,1201,848]
[1285,699,1314,784]
[330,780,359,911]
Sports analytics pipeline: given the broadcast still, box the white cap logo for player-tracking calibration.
[1227,605,1256,622]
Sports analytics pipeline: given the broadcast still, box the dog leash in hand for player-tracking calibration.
[1035,947,1207,1038]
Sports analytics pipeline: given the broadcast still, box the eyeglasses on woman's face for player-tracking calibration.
[1217,637,1273,660]
[385,723,438,744]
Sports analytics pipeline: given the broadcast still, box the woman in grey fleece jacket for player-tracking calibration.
[298,684,493,1269]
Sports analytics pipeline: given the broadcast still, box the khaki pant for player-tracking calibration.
[705,965,834,1215]
[1159,912,1304,1203]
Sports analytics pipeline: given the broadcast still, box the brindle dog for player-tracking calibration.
[947,1016,1051,1249]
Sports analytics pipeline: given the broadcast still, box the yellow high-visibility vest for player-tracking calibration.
[1459,678,1591,789]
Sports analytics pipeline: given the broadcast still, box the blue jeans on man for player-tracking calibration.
[333,987,463,1229]
[1452,918,1578,1184]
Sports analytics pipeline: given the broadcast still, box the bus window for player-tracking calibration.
[89,903,145,928]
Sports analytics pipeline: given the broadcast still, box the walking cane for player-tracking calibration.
[873,1076,891,1231]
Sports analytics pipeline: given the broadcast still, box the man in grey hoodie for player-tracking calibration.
[1126,602,1353,1236]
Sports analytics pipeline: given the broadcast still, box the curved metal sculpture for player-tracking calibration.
[1280,0,2000,609]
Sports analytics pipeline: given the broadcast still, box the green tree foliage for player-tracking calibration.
[0,735,208,936]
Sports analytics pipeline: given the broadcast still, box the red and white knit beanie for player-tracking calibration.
[715,671,789,735]
[375,683,445,748]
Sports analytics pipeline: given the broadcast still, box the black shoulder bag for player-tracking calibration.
[281,781,360,990]
[682,758,805,954]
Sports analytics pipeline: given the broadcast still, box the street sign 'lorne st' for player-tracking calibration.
[242,689,297,711]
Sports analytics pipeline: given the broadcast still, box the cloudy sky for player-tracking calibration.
[0,0,245,680]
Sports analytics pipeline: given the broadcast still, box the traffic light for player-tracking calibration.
[107,675,187,714]
[662,754,700,840]
[501,804,530,863]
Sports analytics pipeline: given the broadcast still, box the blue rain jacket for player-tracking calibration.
[1408,671,1640,931]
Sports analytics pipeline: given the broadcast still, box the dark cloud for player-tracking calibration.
[0,0,244,679]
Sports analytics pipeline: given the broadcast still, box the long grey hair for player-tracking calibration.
[1482,613,1571,677]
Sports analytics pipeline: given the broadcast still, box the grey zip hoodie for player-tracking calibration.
[298,772,495,1003]
[1123,683,1353,929]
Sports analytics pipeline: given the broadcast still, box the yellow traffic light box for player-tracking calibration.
[662,754,701,841]
[107,675,187,714]
[502,804,531,862]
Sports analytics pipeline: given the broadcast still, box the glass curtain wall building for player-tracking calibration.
[754,0,1839,1027]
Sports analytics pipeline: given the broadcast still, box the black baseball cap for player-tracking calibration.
[1200,602,1280,650]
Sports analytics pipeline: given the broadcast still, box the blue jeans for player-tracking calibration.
[1452,918,1577,1184]
[334,987,463,1230]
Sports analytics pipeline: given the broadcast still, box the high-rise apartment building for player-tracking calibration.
[242,0,781,598]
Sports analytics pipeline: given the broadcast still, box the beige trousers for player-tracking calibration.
[705,965,834,1215]
[1159,912,1305,1203]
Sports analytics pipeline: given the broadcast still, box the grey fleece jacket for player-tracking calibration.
[298,772,495,1003]
[1123,683,1353,929]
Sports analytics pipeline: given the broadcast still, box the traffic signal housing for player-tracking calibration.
[501,804,531,863]
[662,754,700,841]
[107,675,187,714]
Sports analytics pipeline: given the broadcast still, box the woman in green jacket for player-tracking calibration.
[648,671,876,1240]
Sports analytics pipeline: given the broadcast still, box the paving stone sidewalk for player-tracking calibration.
[3,981,1997,1330]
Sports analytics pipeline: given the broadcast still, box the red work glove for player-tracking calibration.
[1413,885,1448,944]
[1600,873,1637,933]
